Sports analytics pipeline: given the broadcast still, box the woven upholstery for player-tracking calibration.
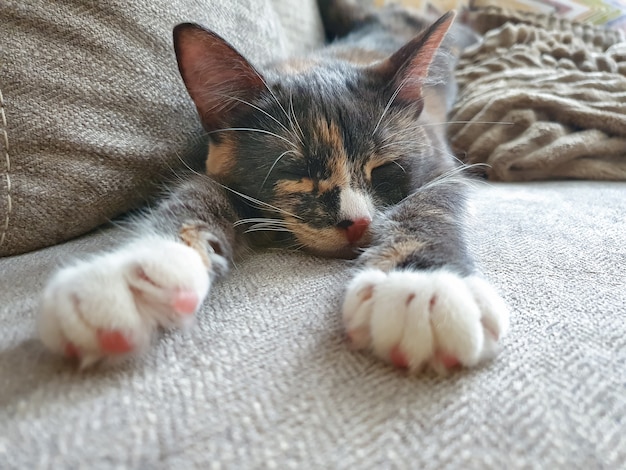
[1,182,625,468]
[1,2,624,467]
[0,0,323,256]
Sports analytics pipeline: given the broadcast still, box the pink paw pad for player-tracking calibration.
[390,345,410,369]
[171,290,199,315]
[97,330,133,354]
[64,342,80,358]
[437,352,460,369]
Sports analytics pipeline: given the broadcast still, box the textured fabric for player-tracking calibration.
[375,0,626,32]
[0,0,324,256]
[1,182,624,468]
[448,7,626,181]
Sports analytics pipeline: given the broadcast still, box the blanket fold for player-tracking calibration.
[450,7,626,181]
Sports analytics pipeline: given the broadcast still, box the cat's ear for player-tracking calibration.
[173,24,265,131]
[370,11,456,104]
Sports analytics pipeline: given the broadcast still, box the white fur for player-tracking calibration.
[39,237,211,367]
[339,188,373,222]
[342,269,510,373]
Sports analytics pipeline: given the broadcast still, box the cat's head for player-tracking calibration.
[173,13,454,258]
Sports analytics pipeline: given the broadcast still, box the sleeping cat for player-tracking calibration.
[38,1,509,373]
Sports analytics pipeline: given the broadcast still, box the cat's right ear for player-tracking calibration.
[173,24,265,132]
[367,11,456,106]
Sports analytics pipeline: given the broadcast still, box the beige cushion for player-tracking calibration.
[2,181,625,467]
[0,0,324,256]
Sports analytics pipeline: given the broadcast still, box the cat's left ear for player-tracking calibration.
[369,11,456,104]
[173,23,265,132]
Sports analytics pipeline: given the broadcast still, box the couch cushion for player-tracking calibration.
[0,0,324,256]
[1,181,624,467]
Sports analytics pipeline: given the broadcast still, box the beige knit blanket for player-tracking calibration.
[449,7,626,181]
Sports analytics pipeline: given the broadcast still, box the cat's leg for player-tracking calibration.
[343,181,510,374]
[38,175,238,367]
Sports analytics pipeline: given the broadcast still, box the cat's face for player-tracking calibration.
[174,14,453,257]
[206,72,426,258]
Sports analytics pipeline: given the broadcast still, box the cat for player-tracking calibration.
[38,1,509,373]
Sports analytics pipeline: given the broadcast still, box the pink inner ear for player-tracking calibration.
[392,11,456,103]
[396,45,442,102]
[174,24,265,131]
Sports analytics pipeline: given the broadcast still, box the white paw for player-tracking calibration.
[342,269,509,374]
[38,237,211,367]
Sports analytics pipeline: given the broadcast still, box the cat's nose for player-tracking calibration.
[337,217,371,244]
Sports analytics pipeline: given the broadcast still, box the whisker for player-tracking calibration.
[234,217,287,227]
[246,223,291,230]
[214,182,303,220]
[378,121,513,146]
[378,137,466,167]
[391,160,406,173]
[415,163,490,194]
[173,152,205,178]
[282,242,307,253]
[379,124,425,143]
[417,141,466,166]
[260,149,299,190]
[254,70,294,130]
[244,226,293,234]
[372,77,406,136]
[217,93,294,138]
[208,127,297,149]
[378,119,450,144]
[416,120,515,127]
[289,90,305,141]
[378,140,421,150]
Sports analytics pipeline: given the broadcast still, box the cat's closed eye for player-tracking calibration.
[370,161,404,181]
[370,161,408,204]
[278,167,309,180]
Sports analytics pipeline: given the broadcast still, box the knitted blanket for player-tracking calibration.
[449,7,626,181]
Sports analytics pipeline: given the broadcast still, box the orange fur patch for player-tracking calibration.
[364,156,392,180]
[316,120,350,188]
[179,223,211,268]
[283,215,355,258]
[275,178,315,194]
[367,239,427,272]
[317,119,344,151]
[207,136,237,179]
[280,212,373,259]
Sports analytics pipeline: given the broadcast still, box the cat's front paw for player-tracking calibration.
[342,269,509,374]
[38,238,211,367]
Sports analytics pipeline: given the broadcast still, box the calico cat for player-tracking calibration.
[38,1,509,373]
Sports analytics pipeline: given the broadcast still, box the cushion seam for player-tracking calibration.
[0,87,12,250]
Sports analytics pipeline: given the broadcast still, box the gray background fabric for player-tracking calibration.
[0,0,324,256]
[1,182,625,468]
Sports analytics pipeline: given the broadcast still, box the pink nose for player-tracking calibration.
[338,217,371,244]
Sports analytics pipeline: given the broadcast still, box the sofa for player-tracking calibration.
[2,0,625,468]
